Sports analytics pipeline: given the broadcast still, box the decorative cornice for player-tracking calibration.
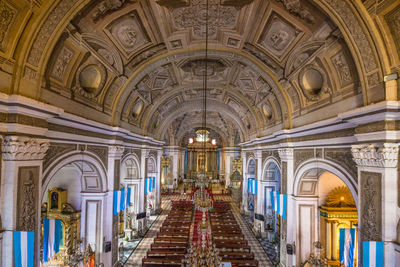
[2,136,49,161]
[108,145,124,158]
[351,143,399,168]
[278,148,294,161]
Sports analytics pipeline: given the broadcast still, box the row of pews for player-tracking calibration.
[211,201,259,267]
[142,200,193,266]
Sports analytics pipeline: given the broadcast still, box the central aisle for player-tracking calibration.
[126,192,272,266]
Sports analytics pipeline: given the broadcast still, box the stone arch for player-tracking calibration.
[121,152,141,181]
[293,158,358,207]
[42,150,108,199]
[262,157,281,182]
[246,156,256,178]
[147,155,157,174]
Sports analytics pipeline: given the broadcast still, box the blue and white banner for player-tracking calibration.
[278,193,287,220]
[247,178,257,196]
[42,219,62,262]
[120,187,125,212]
[339,228,355,267]
[270,190,275,211]
[13,231,34,267]
[113,190,125,215]
[275,191,280,213]
[363,241,383,267]
[152,177,156,191]
[144,178,148,195]
[126,187,132,206]
[145,177,155,195]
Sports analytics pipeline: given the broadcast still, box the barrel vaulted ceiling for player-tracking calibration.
[4,0,398,144]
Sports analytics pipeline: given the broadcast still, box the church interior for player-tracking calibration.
[0,0,400,266]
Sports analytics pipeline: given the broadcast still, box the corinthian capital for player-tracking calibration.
[351,143,399,168]
[2,136,49,160]
[278,148,294,161]
[108,145,124,158]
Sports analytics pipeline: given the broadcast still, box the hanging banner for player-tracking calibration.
[362,241,383,267]
[339,228,355,267]
[14,231,34,267]
[42,219,62,262]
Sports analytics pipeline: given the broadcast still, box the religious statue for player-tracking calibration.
[51,191,59,209]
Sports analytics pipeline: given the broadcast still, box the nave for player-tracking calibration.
[125,188,272,266]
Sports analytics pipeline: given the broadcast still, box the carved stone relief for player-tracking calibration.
[114,159,121,190]
[282,161,287,194]
[92,0,131,22]
[112,214,119,264]
[17,166,39,232]
[331,51,353,87]
[294,149,314,171]
[324,148,357,181]
[0,0,16,51]
[87,145,108,169]
[325,0,377,73]
[180,58,227,82]
[27,0,78,66]
[51,46,74,81]
[43,143,77,172]
[105,11,150,57]
[258,14,300,60]
[172,0,238,39]
[385,5,400,61]
[276,0,315,24]
[360,171,382,241]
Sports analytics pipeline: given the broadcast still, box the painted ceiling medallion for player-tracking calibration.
[172,0,238,38]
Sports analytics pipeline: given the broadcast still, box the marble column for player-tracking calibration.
[140,149,149,213]
[106,145,124,266]
[155,149,162,212]
[351,143,399,266]
[1,136,49,267]
[326,220,332,259]
[254,150,264,232]
[241,150,248,213]
[331,221,338,260]
[278,148,294,267]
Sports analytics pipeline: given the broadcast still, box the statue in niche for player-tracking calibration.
[21,171,35,231]
[51,191,59,210]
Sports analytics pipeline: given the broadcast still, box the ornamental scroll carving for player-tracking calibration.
[27,0,78,66]
[351,143,399,168]
[17,167,39,232]
[325,0,377,73]
[0,1,16,49]
[2,136,49,161]
[360,171,382,241]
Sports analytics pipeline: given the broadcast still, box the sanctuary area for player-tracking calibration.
[0,0,400,266]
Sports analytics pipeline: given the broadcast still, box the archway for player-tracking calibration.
[293,161,358,266]
[262,159,281,236]
[41,153,107,265]
[119,154,141,261]
[247,158,256,221]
